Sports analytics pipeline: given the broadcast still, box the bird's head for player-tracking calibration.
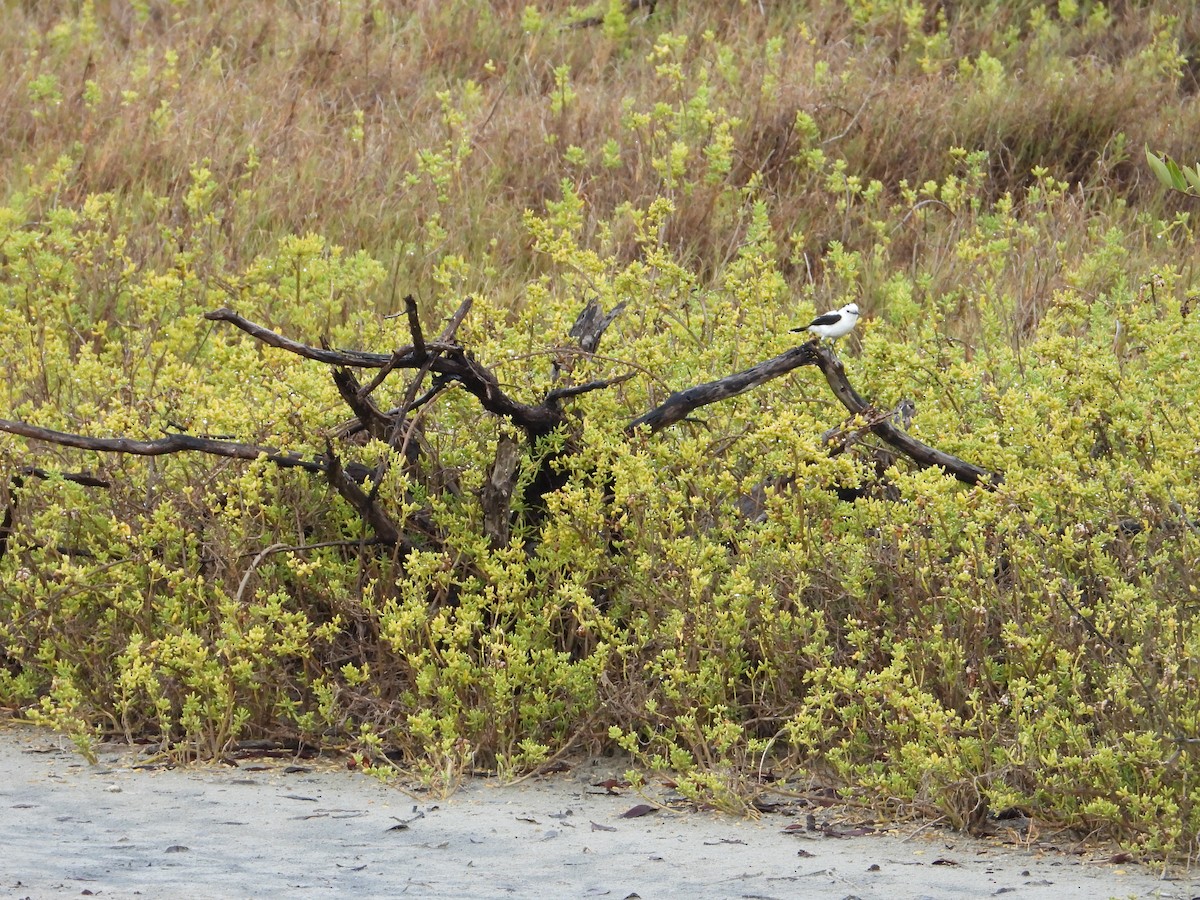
[842,303,860,319]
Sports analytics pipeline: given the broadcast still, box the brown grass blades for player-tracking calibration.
[1,2,1197,328]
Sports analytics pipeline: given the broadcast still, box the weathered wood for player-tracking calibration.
[482,433,522,548]
[625,343,820,434]
[807,346,1001,487]
[545,372,636,407]
[206,307,564,439]
[569,298,627,354]
[321,440,405,549]
[332,368,394,443]
[0,418,324,472]
[627,341,1000,488]
[0,304,1001,562]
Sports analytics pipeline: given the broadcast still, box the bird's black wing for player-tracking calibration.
[798,311,842,330]
[790,311,843,333]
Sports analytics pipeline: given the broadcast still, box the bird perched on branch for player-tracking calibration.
[792,303,860,342]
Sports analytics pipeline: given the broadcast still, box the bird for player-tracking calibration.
[791,303,860,342]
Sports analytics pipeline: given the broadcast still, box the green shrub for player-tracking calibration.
[2,0,1199,859]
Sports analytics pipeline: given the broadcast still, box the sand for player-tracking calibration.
[0,722,1195,899]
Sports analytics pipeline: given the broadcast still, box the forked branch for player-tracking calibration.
[205,307,563,438]
[628,342,1001,488]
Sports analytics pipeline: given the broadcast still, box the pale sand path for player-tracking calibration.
[0,723,1195,899]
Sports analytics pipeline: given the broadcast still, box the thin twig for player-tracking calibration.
[356,347,411,400]
[235,543,288,604]
[437,296,474,341]
[233,538,388,560]
[0,419,325,473]
[820,88,881,146]
[544,372,636,406]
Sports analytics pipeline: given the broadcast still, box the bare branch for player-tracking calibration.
[332,368,395,443]
[437,296,474,342]
[626,343,820,434]
[322,440,405,548]
[821,400,915,457]
[807,346,1001,488]
[355,295,430,402]
[355,347,410,401]
[0,418,325,473]
[569,298,627,353]
[545,372,636,406]
[403,295,426,362]
[207,306,562,438]
[624,341,1000,489]
[13,466,111,488]
[482,433,521,548]
[205,307,397,367]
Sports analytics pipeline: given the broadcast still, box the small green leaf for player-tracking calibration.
[1184,164,1200,194]
[1165,157,1188,191]
[1146,147,1175,189]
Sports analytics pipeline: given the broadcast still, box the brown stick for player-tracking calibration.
[626,343,820,434]
[437,296,474,341]
[322,439,405,549]
[626,342,1000,488]
[332,368,394,442]
[482,433,522,548]
[808,347,1000,487]
[206,307,562,438]
[0,419,325,472]
[403,295,427,362]
[545,372,636,407]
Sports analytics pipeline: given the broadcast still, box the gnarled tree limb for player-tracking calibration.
[625,343,820,434]
[627,342,1001,488]
[205,307,563,438]
[808,348,1000,487]
[321,439,407,550]
[0,418,324,472]
[0,302,1000,565]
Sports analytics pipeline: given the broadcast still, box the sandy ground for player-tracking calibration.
[0,723,1195,900]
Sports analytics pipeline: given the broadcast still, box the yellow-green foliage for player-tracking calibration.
[2,0,1200,859]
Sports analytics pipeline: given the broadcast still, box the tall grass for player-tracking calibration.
[4,1,1198,309]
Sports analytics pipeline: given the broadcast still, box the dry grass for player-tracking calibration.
[4,0,1200,307]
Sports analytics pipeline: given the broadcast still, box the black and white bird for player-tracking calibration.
[791,302,860,342]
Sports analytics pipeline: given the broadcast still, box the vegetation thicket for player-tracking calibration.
[2,0,1200,857]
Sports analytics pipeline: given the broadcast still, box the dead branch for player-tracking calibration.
[0,301,999,569]
[0,418,324,472]
[545,372,636,407]
[332,368,394,443]
[321,439,406,550]
[569,298,628,355]
[356,346,412,402]
[821,399,915,456]
[482,433,521,548]
[206,307,563,438]
[627,342,1001,489]
[808,348,1000,487]
[402,295,427,362]
[436,296,474,341]
[626,343,820,434]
